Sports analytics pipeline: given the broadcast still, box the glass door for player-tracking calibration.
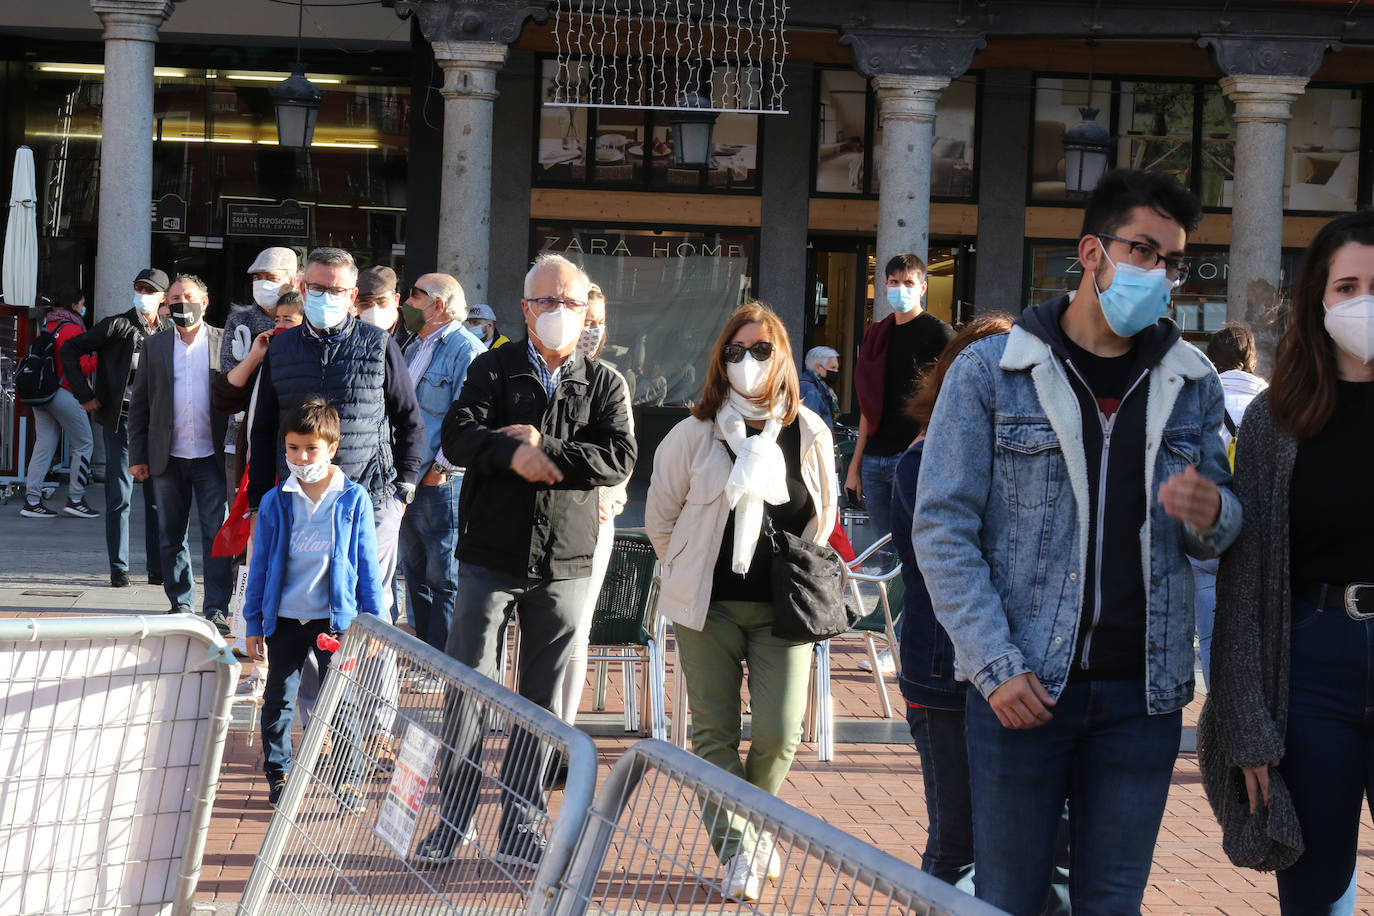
[806,237,874,418]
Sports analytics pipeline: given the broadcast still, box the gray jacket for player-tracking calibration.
[1196,390,1304,871]
[129,324,226,477]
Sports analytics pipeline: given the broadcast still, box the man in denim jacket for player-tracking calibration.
[912,170,1241,915]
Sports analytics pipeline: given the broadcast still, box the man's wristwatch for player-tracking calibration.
[396,483,416,505]
[429,460,453,481]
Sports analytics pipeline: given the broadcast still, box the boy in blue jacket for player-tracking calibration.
[243,395,386,807]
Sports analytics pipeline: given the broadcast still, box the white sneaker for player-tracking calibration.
[722,852,762,902]
[858,647,896,673]
[753,832,782,880]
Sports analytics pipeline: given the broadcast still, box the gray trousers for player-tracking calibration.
[27,387,93,503]
[373,494,405,623]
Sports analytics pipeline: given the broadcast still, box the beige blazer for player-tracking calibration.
[645,406,837,631]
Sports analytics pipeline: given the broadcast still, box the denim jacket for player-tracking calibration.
[409,321,486,467]
[911,318,1241,715]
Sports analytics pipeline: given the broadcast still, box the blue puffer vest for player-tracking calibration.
[268,318,393,503]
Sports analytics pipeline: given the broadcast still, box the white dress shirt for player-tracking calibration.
[170,324,215,459]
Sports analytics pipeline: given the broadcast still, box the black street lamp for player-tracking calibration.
[669,92,719,169]
[271,0,323,149]
[1061,40,1115,195]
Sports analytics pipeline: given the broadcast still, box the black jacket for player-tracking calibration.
[1018,295,1180,679]
[60,308,172,432]
[441,338,636,581]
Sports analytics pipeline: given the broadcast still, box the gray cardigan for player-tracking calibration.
[1196,390,1304,871]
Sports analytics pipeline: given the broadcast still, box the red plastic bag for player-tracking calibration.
[829,519,857,564]
[212,467,253,558]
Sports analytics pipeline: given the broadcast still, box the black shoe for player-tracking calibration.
[268,776,287,806]
[414,823,475,866]
[148,571,163,586]
[205,609,231,637]
[494,825,547,869]
[62,498,100,518]
[20,501,58,519]
[110,569,131,588]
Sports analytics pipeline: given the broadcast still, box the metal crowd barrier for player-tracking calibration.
[0,615,239,916]
[237,613,599,916]
[554,739,1005,916]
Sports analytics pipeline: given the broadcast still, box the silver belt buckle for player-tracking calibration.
[1345,583,1374,621]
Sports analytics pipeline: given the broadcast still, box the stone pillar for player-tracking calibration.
[89,0,175,321]
[974,69,1034,315]
[432,41,506,301]
[841,28,984,320]
[1202,35,1333,367]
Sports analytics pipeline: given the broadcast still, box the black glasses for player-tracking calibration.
[410,286,433,299]
[1097,233,1190,285]
[527,296,588,313]
[305,282,356,296]
[722,341,775,364]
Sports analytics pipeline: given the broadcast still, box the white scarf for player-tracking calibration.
[716,395,789,574]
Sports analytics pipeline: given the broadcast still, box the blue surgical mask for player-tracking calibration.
[1094,240,1174,338]
[305,289,352,329]
[886,286,921,314]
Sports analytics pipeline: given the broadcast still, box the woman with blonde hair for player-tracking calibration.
[646,301,837,902]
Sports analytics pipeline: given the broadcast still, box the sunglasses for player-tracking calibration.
[722,341,775,364]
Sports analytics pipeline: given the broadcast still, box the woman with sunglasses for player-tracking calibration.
[647,301,837,902]
[1200,210,1374,913]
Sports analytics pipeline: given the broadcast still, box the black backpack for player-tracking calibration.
[15,321,74,407]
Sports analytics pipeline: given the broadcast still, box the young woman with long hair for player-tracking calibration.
[645,301,837,902]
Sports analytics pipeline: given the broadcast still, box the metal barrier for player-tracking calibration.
[554,739,1004,916]
[238,613,599,916]
[0,614,239,916]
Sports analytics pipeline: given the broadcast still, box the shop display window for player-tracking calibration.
[1284,87,1363,212]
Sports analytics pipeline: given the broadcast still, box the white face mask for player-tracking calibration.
[1325,294,1374,364]
[358,305,396,329]
[576,326,605,359]
[286,454,332,484]
[252,279,288,309]
[134,292,160,315]
[726,352,770,398]
[533,307,584,351]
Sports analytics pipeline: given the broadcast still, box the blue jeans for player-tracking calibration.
[1275,597,1374,915]
[861,452,903,540]
[906,705,976,894]
[965,678,1181,916]
[102,419,162,576]
[153,456,231,614]
[261,616,333,779]
[1191,560,1217,690]
[399,475,461,651]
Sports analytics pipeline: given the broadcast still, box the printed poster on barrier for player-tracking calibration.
[227,563,250,656]
[377,721,442,856]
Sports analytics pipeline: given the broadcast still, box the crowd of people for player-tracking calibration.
[19,162,1374,913]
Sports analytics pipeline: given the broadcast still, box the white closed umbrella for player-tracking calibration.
[3,146,37,308]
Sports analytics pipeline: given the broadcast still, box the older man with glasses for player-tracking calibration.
[414,252,635,870]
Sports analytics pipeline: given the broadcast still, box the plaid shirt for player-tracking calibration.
[527,339,569,398]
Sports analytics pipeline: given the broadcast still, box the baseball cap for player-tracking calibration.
[134,268,169,291]
[358,266,398,299]
[467,303,496,322]
[247,246,299,274]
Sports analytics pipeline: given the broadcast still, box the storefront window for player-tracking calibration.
[1117,81,1196,189]
[536,59,760,193]
[1030,77,1113,202]
[1285,87,1363,212]
[814,70,977,199]
[535,225,756,407]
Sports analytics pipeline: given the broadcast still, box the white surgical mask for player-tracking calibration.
[576,326,605,359]
[134,292,160,315]
[305,289,352,329]
[1324,294,1374,364]
[726,352,770,398]
[534,307,584,351]
[252,279,287,309]
[286,454,332,484]
[358,306,395,329]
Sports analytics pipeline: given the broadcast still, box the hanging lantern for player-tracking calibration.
[669,92,719,169]
[1062,107,1114,195]
[271,62,323,150]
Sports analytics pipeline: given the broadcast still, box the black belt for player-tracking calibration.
[1294,582,1374,620]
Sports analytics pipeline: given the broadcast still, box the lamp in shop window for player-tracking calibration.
[271,0,323,149]
[1061,40,1115,195]
[669,92,719,169]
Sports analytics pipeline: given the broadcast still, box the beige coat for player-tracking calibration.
[645,407,837,631]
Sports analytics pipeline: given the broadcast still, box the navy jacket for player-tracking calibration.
[892,440,965,710]
[247,316,423,510]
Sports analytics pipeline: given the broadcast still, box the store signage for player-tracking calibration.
[150,194,187,234]
[539,232,747,260]
[1043,249,1235,284]
[227,199,312,238]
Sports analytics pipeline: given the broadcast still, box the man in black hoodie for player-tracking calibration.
[912,170,1242,915]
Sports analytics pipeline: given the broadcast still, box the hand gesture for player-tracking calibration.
[511,443,563,485]
[1158,465,1221,530]
[499,424,542,447]
[250,330,273,359]
[987,671,1056,729]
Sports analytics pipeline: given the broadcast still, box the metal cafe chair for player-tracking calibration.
[586,530,668,740]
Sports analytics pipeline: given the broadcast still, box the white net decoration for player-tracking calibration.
[548,0,788,113]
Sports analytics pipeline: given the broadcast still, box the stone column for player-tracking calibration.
[432,42,506,301]
[1202,35,1333,367]
[89,0,175,322]
[841,29,984,320]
